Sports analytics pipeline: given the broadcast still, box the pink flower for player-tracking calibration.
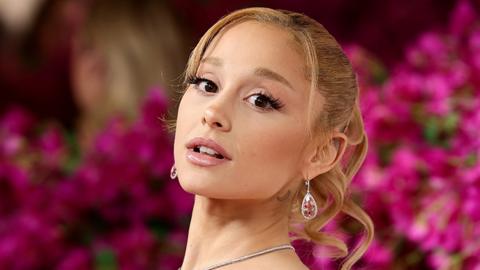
[56,248,92,270]
[0,106,35,135]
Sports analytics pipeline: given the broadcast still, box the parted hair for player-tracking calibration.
[164,7,373,270]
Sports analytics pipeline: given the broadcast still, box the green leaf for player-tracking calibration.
[63,130,82,174]
[423,119,438,144]
[443,113,459,136]
[465,153,477,167]
[95,248,118,270]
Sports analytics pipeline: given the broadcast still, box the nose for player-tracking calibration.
[202,101,232,131]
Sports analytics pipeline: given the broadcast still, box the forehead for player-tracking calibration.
[202,20,308,79]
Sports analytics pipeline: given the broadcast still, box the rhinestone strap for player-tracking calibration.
[178,243,294,270]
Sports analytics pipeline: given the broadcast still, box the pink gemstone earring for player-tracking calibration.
[301,179,318,220]
[170,164,177,180]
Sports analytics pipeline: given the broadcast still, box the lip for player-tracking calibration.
[185,137,232,160]
[186,148,230,167]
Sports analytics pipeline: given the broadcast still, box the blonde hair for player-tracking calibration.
[165,7,373,270]
[78,0,188,130]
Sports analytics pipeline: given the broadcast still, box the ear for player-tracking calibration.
[302,132,348,180]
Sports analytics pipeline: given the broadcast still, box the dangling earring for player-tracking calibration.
[301,179,318,220]
[170,164,177,179]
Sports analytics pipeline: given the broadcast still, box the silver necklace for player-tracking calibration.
[178,243,294,270]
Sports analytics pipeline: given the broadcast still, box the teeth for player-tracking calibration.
[193,145,224,159]
[198,145,219,156]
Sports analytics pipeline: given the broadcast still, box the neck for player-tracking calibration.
[180,194,293,270]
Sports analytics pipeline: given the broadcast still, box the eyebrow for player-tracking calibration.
[200,56,294,91]
[201,57,223,66]
[253,67,294,91]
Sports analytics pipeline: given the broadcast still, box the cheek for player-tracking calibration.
[71,53,106,112]
[173,94,190,154]
[173,91,201,167]
[255,128,302,164]
[174,91,198,134]
[234,121,305,194]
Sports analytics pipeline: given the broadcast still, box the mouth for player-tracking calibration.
[185,137,232,160]
[192,145,225,159]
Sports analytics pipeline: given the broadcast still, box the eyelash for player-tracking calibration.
[186,75,285,111]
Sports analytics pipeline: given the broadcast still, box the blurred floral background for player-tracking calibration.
[1,0,479,269]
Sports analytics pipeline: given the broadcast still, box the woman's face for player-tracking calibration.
[71,36,106,113]
[174,21,316,200]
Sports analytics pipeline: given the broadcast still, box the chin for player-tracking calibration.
[177,177,235,200]
[177,174,215,196]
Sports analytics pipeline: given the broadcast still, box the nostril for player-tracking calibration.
[202,111,229,130]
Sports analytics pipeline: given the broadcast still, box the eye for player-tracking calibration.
[187,76,218,93]
[246,91,284,111]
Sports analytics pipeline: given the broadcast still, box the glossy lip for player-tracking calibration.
[186,148,230,167]
[185,137,232,160]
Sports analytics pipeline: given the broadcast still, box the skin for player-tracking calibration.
[71,35,106,114]
[71,30,110,151]
[174,21,347,270]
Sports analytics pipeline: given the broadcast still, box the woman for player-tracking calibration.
[166,7,373,270]
[71,0,189,150]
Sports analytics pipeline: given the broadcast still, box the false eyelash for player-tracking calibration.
[254,90,285,110]
[186,75,218,94]
[186,75,284,111]
[186,75,202,85]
